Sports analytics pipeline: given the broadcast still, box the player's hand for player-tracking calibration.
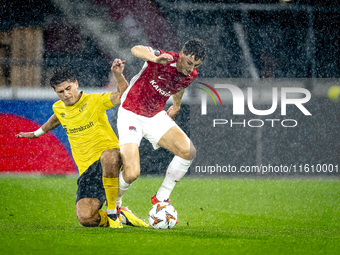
[15,132,37,139]
[155,53,174,65]
[166,106,180,119]
[111,59,126,75]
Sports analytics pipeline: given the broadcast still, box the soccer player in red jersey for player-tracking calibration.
[116,39,206,215]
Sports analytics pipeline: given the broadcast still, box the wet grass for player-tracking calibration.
[0,176,339,254]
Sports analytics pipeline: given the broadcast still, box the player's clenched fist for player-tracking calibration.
[155,53,174,64]
[111,59,126,75]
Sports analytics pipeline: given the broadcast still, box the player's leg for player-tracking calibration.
[119,143,141,184]
[116,107,143,207]
[76,198,108,227]
[158,126,196,160]
[113,144,148,227]
[75,163,109,227]
[116,144,140,210]
[100,148,122,228]
[113,108,148,227]
[154,126,196,202]
[143,111,195,204]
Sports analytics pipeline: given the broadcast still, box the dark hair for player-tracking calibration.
[50,66,76,88]
[182,38,206,61]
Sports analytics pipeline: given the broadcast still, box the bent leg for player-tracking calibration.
[158,126,196,160]
[100,149,120,212]
[155,126,196,202]
[116,143,140,207]
[119,143,141,184]
[76,198,107,227]
[101,149,121,178]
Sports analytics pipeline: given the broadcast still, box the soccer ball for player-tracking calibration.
[148,202,178,229]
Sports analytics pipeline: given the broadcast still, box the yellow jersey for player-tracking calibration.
[53,92,119,176]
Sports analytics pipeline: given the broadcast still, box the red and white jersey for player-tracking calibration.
[121,47,198,117]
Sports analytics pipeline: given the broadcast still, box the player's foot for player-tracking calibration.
[120,207,149,227]
[107,206,123,228]
[151,193,171,205]
[151,194,178,224]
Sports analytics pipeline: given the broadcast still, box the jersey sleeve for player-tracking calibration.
[52,101,63,120]
[94,92,115,111]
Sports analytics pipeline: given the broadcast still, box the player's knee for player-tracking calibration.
[190,144,196,160]
[177,143,195,160]
[76,201,101,227]
[124,170,140,183]
[100,149,120,165]
[121,161,140,183]
[77,209,98,227]
[77,216,92,227]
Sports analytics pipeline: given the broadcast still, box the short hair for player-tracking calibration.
[50,66,76,88]
[182,38,206,61]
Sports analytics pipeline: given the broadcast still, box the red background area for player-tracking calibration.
[0,113,77,174]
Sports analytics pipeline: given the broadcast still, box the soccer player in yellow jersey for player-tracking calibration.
[16,59,148,228]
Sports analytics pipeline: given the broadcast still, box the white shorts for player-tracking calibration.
[117,107,180,149]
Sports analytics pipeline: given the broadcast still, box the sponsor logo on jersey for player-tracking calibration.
[150,80,171,97]
[66,122,94,134]
[158,76,166,80]
[60,112,66,118]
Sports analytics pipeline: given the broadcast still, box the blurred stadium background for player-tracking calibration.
[0,0,339,175]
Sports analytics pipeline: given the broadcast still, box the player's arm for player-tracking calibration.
[15,114,61,139]
[167,88,185,119]
[131,46,173,64]
[110,59,129,105]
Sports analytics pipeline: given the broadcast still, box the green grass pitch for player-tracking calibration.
[0,176,339,255]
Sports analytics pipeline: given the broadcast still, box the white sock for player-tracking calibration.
[116,170,131,207]
[157,156,191,202]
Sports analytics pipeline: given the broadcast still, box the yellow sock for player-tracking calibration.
[98,210,108,227]
[102,177,119,211]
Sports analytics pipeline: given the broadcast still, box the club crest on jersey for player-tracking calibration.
[79,103,87,112]
[154,50,161,56]
[129,126,137,132]
[150,80,171,97]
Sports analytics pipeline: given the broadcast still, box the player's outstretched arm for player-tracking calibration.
[167,89,185,119]
[131,46,173,64]
[15,114,61,139]
[110,59,129,105]
[111,59,128,94]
